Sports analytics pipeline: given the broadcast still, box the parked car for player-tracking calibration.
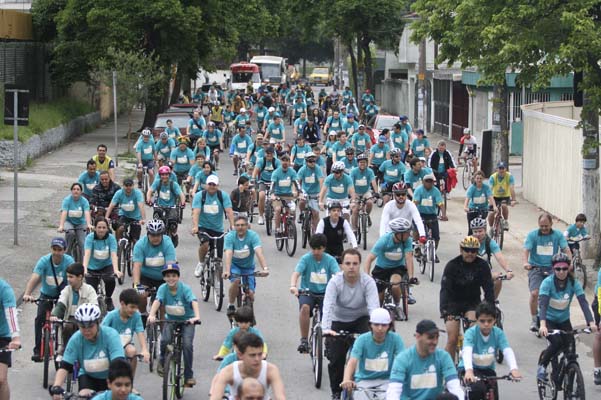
[153,112,189,138]
[165,103,198,114]
[365,114,399,144]
[309,66,334,86]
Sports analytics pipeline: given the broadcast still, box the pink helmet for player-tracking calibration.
[158,166,171,175]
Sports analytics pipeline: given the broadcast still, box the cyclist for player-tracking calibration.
[252,146,281,225]
[410,129,430,158]
[58,182,93,259]
[131,219,177,318]
[536,253,596,381]
[302,117,321,145]
[458,128,478,172]
[154,131,175,164]
[49,303,124,399]
[464,170,495,235]
[222,215,269,316]
[319,161,355,218]
[399,115,413,138]
[214,306,268,362]
[147,166,186,246]
[564,213,590,254]
[254,100,268,130]
[188,110,207,143]
[210,333,286,400]
[440,236,494,357]
[0,279,21,400]
[470,218,513,299]
[342,87,353,104]
[262,107,277,131]
[340,147,357,175]
[234,107,250,129]
[265,114,286,144]
[83,217,121,310]
[404,157,427,198]
[523,213,571,332]
[331,132,352,163]
[91,358,143,400]
[92,144,116,182]
[379,182,425,240]
[289,233,339,353]
[387,319,464,400]
[379,148,406,204]
[231,126,253,176]
[105,178,145,242]
[192,161,217,194]
[79,160,100,200]
[341,308,404,394]
[270,154,299,236]
[192,175,235,277]
[170,136,194,184]
[368,135,390,182]
[487,162,516,231]
[350,153,378,233]
[351,125,372,155]
[413,174,446,260]
[461,302,521,399]
[365,217,417,309]
[364,100,379,122]
[324,110,343,133]
[316,202,357,261]
[322,248,379,399]
[342,113,359,138]
[203,122,224,168]
[293,111,308,137]
[291,135,312,172]
[134,128,155,188]
[148,264,200,387]
[297,154,324,232]
[194,137,212,162]
[429,140,456,204]
[164,119,181,141]
[391,123,409,161]
[230,176,254,217]
[23,237,74,362]
[90,171,121,223]
[246,133,265,168]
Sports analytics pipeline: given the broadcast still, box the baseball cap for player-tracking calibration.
[358,124,365,129]
[328,131,338,137]
[268,107,275,112]
[256,133,264,140]
[240,107,246,113]
[123,178,134,186]
[378,135,387,143]
[497,161,507,169]
[416,129,425,135]
[399,115,408,121]
[161,263,180,276]
[370,308,392,324]
[206,175,219,185]
[416,319,441,334]
[51,237,67,249]
[423,174,436,181]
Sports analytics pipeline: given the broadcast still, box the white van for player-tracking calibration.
[250,55,287,85]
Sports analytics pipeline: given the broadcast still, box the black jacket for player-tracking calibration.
[91,181,121,208]
[429,150,456,173]
[439,255,494,315]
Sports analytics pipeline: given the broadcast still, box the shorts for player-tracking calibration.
[273,195,295,210]
[117,216,141,241]
[198,228,224,258]
[592,296,600,326]
[209,144,220,154]
[140,275,164,293]
[493,197,511,207]
[304,196,320,212]
[372,266,406,292]
[326,198,350,215]
[230,264,256,291]
[299,294,324,317]
[0,337,11,367]
[140,159,155,169]
[420,214,440,241]
[443,302,479,318]
[528,267,552,292]
[381,181,396,193]
[175,171,188,185]
[78,374,109,392]
[258,182,272,193]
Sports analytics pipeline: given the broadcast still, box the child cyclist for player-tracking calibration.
[564,213,589,254]
[91,358,143,400]
[213,306,268,360]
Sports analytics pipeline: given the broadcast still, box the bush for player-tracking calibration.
[0,97,95,142]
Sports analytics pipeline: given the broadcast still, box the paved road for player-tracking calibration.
[2,92,600,400]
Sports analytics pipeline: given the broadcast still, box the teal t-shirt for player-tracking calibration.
[351,332,404,381]
[136,139,155,161]
[92,391,143,400]
[324,173,353,199]
[266,122,285,141]
[342,120,359,137]
[111,189,143,220]
[132,235,177,281]
[295,252,340,294]
[351,133,372,154]
[466,183,493,210]
[370,144,389,166]
[478,237,501,259]
[255,157,281,182]
[254,106,268,121]
[391,131,408,150]
[379,160,406,184]
[460,325,509,371]
[523,229,568,267]
[539,275,584,322]
[194,171,216,190]
[192,190,232,232]
[62,326,125,379]
[165,126,181,140]
[293,117,307,134]
[62,195,90,225]
[101,308,144,347]
[326,116,342,130]
[411,138,430,157]
[234,114,249,128]
[404,169,427,190]
[332,141,352,159]
[170,147,195,173]
[222,326,264,353]
[565,224,588,240]
[150,180,183,207]
[84,232,118,270]
[271,167,298,196]
[78,171,100,197]
[156,281,197,321]
[33,254,74,298]
[350,167,375,195]
[232,134,252,155]
[195,145,211,160]
[342,157,358,174]
[203,128,224,147]
[155,138,175,159]
[291,144,312,167]
[413,185,443,215]
[297,165,324,195]
[389,346,458,400]
[224,229,262,270]
[371,232,413,269]
[0,280,16,338]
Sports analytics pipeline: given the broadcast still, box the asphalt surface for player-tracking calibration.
[2,87,600,400]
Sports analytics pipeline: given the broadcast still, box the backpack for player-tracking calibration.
[200,189,225,215]
[260,158,276,176]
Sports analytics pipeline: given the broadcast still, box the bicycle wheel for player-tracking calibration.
[65,372,73,394]
[116,243,126,285]
[147,324,156,372]
[126,244,133,277]
[301,214,311,249]
[498,225,505,250]
[265,204,273,236]
[563,362,585,399]
[276,221,285,251]
[213,262,224,311]
[312,325,323,388]
[53,324,61,370]
[286,220,297,257]
[462,164,470,190]
[162,351,176,400]
[174,352,185,399]
[42,328,50,388]
[361,213,368,250]
[573,261,587,290]
[495,322,504,363]
[418,249,426,275]
[428,242,435,282]
[401,283,409,321]
[200,263,211,302]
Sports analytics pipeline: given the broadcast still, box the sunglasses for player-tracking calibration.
[306,160,316,163]
[554,267,569,272]
[394,193,407,197]
[77,322,96,329]
[461,247,478,254]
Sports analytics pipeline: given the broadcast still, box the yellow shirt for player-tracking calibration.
[490,172,513,198]
[92,155,114,172]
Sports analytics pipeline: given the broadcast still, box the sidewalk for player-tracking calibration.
[0,110,144,299]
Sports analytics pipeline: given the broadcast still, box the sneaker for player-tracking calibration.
[368,215,372,227]
[502,220,509,231]
[408,294,416,305]
[54,354,63,363]
[157,362,164,377]
[297,338,309,353]
[31,352,43,363]
[194,262,204,278]
[331,393,341,400]
[233,170,238,176]
[435,255,440,263]
[258,216,265,225]
[594,370,601,385]
[226,305,236,318]
[537,365,548,381]
[530,321,539,333]
[106,298,115,312]
[184,378,196,387]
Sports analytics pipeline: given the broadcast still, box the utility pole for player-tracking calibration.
[417,38,426,131]
[113,71,119,166]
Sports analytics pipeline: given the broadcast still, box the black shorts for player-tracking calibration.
[443,302,479,318]
[0,337,11,367]
[78,374,109,392]
[198,228,224,258]
[372,266,406,292]
[493,197,511,207]
[117,216,141,241]
[592,296,600,327]
[420,214,440,241]
[299,294,324,317]
[140,275,164,293]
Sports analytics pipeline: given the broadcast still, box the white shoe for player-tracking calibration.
[258,216,265,225]
[194,262,204,278]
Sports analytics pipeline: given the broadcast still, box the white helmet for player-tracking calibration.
[463,128,471,135]
[141,128,152,137]
[268,107,275,112]
[240,107,246,113]
[370,308,392,324]
[332,161,345,173]
[389,217,412,233]
[74,303,101,323]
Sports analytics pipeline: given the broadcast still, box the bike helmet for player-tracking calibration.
[328,201,342,210]
[147,219,165,235]
[463,128,471,135]
[159,131,168,140]
[390,148,402,157]
[357,153,368,162]
[208,121,216,127]
[469,217,487,230]
[158,166,171,175]
[551,253,570,266]
[177,136,190,144]
[74,303,101,324]
[141,128,152,137]
[389,217,412,233]
[347,113,355,119]
[345,147,355,155]
[240,107,246,113]
[460,236,480,249]
[332,161,345,173]
[392,182,408,194]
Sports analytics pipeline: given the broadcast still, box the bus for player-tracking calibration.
[229,62,261,92]
[250,55,287,85]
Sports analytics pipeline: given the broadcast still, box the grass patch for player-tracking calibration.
[0,97,95,142]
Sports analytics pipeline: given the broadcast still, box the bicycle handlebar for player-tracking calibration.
[152,320,202,325]
[230,271,268,278]
[31,298,57,305]
[0,346,21,353]
[297,289,325,298]
[85,272,117,279]
[567,237,591,244]
[547,328,592,336]
[199,232,228,240]
[323,330,361,339]
[469,374,521,383]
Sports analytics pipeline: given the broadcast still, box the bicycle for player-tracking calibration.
[568,237,590,290]
[153,320,201,400]
[65,227,87,263]
[85,271,115,317]
[537,328,590,400]
[116,220,139,280]
[274,196,297,257]
[416,219,437,282]
[298,290,325,388]
[198,232,227,311]
[460,153,477,190]
[490,202,507,250]
[493,274,509,363]
[462,374,520,400]
[434,175,448,217]
[354,195,373,251]
[300,194,318,249]
[136,285,160,372]
[342,383,387,400]
[153,204,181,248]
[263,182,274,236]
[374,277,413,323]
[141,166,150,194]
[228,271,267,327]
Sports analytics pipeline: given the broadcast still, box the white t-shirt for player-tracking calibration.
[379,200,425,237]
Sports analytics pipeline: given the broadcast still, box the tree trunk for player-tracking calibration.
[302,58,307,78]
[361,38,374,94]
[346,41,358,102]
[141,80,168,130]
[170,68,182,105]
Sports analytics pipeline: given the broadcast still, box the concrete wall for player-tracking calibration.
[0,112,101,168]
[522,102,582,223]
[381,79,409,116]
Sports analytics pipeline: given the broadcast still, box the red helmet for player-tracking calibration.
[392,182,408,194]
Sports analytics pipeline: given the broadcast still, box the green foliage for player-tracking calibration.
[0,98,95,142]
